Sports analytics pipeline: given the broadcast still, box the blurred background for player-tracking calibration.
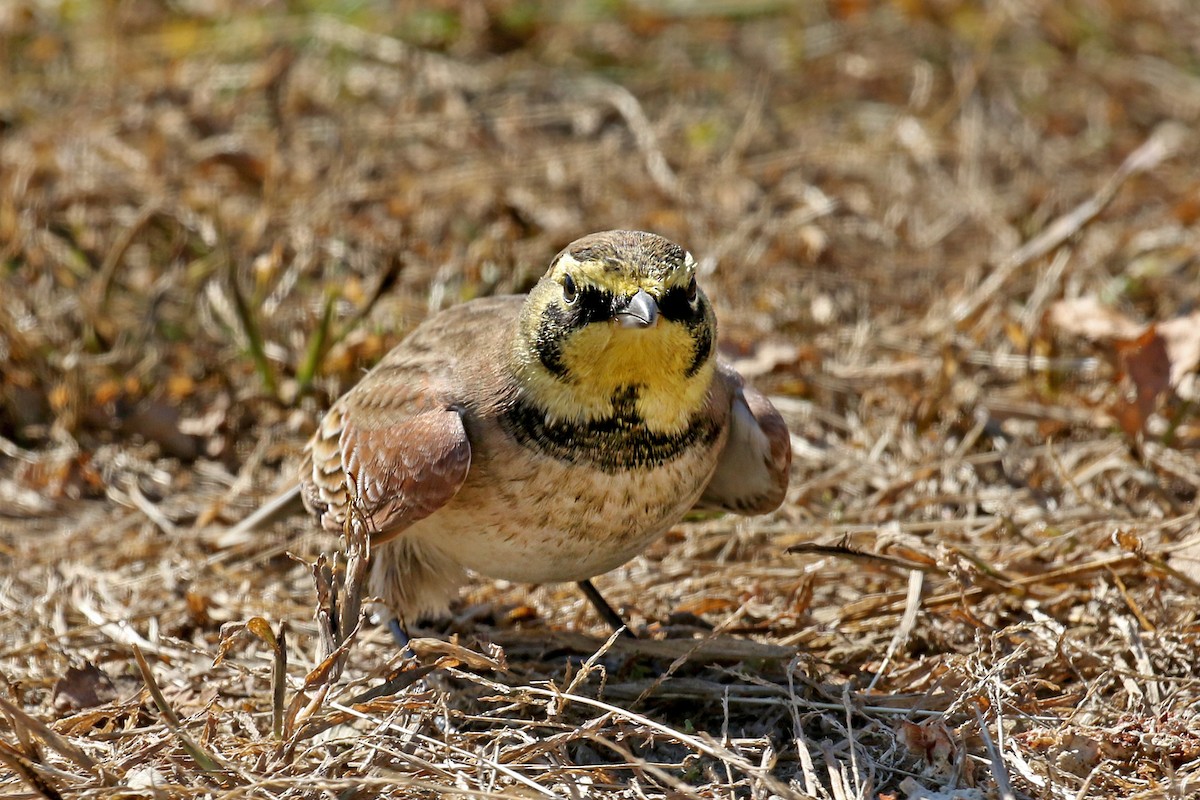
[5,0,1197,460]
[3,1,1200,796]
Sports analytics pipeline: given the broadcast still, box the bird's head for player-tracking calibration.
[515,230,716,432]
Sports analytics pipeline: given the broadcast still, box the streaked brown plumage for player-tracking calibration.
[235,230,791,634]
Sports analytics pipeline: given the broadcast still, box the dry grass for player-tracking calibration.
[3,1,1200,797]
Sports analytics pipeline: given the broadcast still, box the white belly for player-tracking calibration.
[405,444,719,584]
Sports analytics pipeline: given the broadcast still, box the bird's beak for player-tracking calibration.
[614,289,659,329]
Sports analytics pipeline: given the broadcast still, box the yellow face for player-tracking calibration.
[515,231,716,433]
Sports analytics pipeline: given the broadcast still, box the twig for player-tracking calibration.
[974,705,1017,800]
[0,695,105,780]
[271,621,287,740]
[581,732,709,800]
[98,199,163,310]
[867,569,924,691]
[73,595,193,659]
[562,626,623,699]
[946,123,1185,328]
[517,685,796,797]
[631,601,751,709]
[345,664,438,705]
[328,701,560,799]
[578,78,680,198]
[1114,615,1161,709]
[0,740,65,800]
[841,682,864,799]
[131,644,229,776]
[788,541,945,575]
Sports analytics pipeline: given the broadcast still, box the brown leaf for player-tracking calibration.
[505,604,540,623]
[246,616,278,649]
[166,373,196,400]
[1051,299,1199,390]
[52,663,117,713]
[213,621,249,667]
[185,591,211,626]
[674,596,739,616]
[407,638,507,671]
[898,719,957,776]
[197,150,267,186]
[1113,326,1171,436]
[16,451,104,503]
[1113,529,1143,554]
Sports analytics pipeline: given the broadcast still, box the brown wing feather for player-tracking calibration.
[301,404,471,542]
[297,297,521,543]
[740,384,791,509]
[697,366,791,514]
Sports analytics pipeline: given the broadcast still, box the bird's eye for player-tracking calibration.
[562,274,578,304]
[686,275,698,303]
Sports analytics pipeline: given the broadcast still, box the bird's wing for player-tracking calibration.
[301,401,472,542]
[697,367,791,515]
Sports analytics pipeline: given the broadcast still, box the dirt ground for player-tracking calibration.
[3,1,1200,798]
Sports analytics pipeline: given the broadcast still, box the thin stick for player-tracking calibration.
[0,740,66,800]
[867,569,924,691]
[0,695,103,778]
[946,123,1183,327]
[974,706,1017,800]
[131,644,228,775]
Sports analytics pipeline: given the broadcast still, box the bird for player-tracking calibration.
[230,230,791,640]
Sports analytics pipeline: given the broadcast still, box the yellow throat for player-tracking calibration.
[513,242,716,434]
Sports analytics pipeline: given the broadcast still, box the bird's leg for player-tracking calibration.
[388,618,412,650]
[576,579,637,639]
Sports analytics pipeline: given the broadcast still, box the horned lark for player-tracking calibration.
[236,230,790,637]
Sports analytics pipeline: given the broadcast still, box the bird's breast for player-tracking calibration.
[496,387,722,473]
[406,405,728,584]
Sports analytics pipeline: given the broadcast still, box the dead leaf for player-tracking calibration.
[197,149,268,186]
[1051,299,1200,390]
[1156,310,1200,387]
[898,719,957,777]
[1113,326,1171,436]
[185,591,212,627]
[213,617,278,666]
[505,604,540,623]
[729,341,801,379]
[407,638,507,671]
[675,596,739,616]
[1055,732,1101,776]
[1113,529,1143,554]
[52,663,117,713]
[16,451,104,502]
[167,373,195,400]
[245,616,278,649]
[1166,534,1200,586]
[1048,297,1143,341]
